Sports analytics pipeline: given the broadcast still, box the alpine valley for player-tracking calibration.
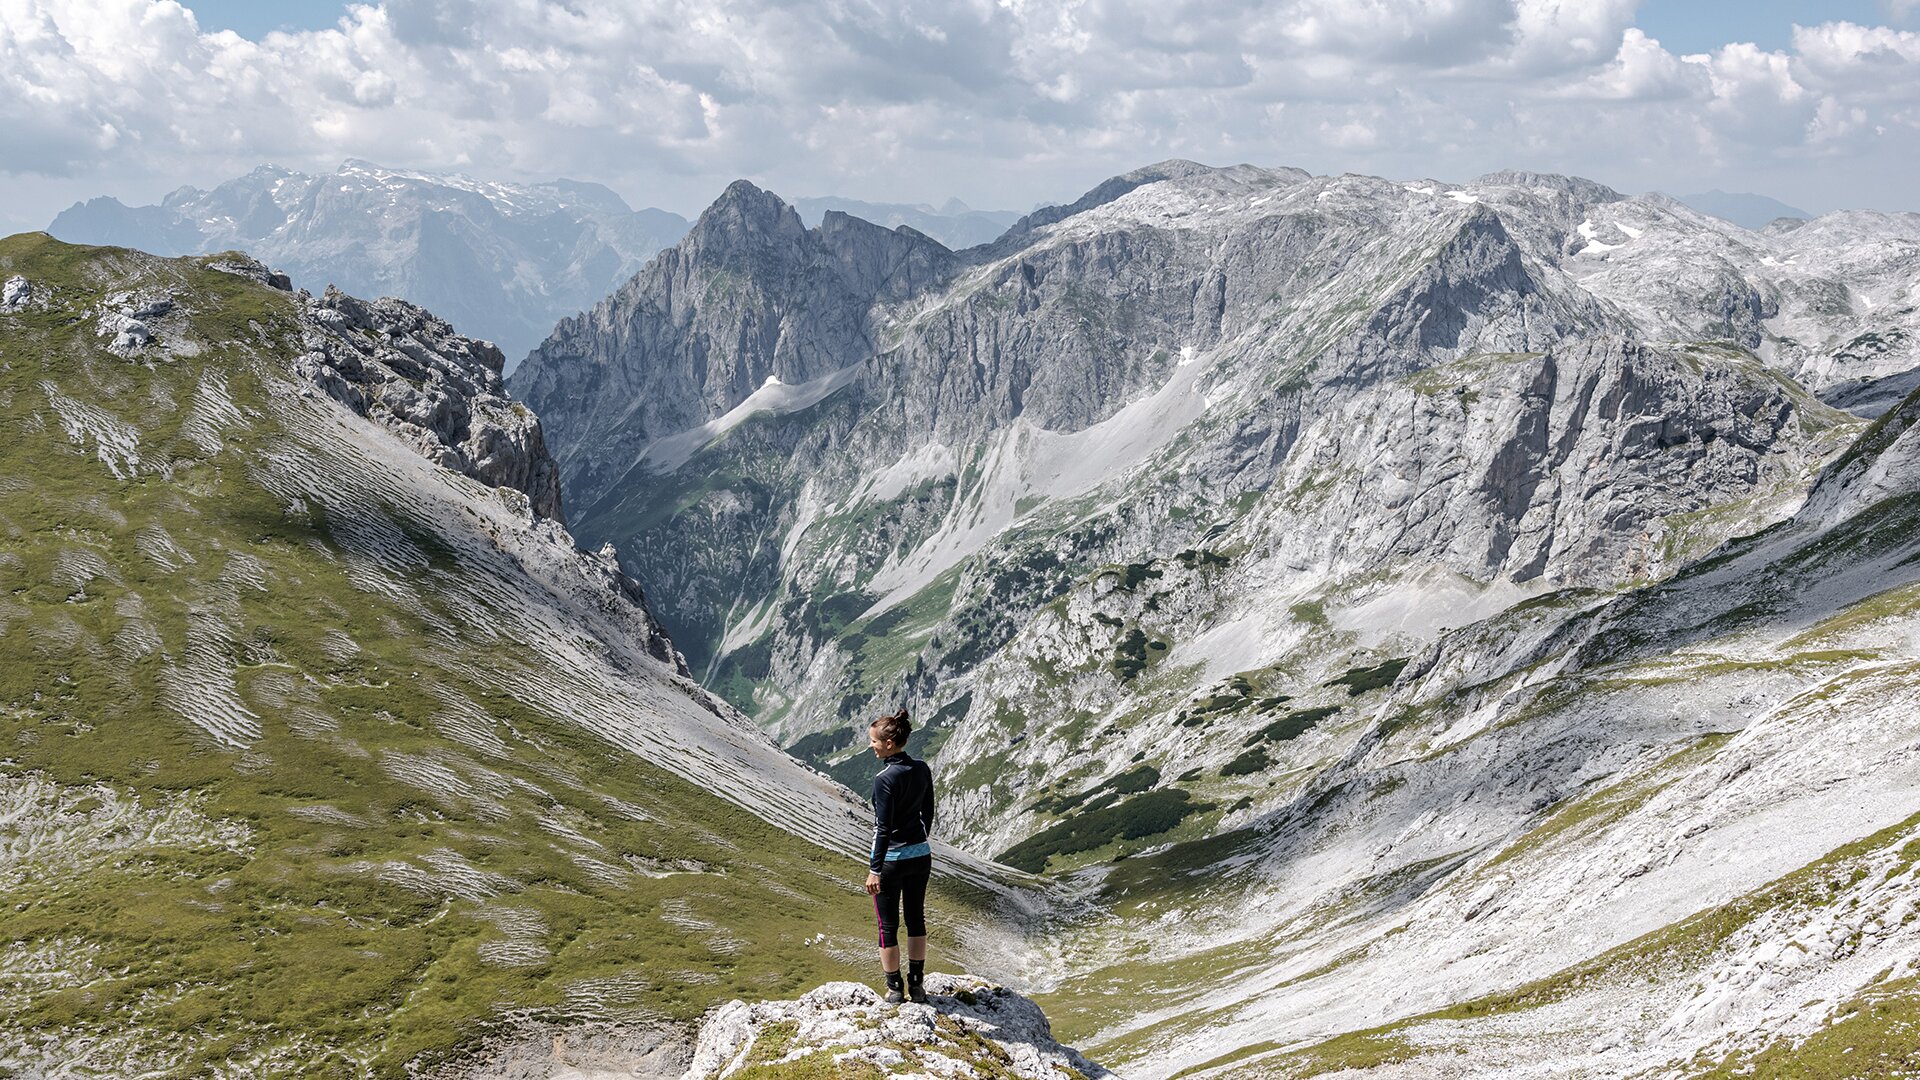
[513,161,1920,1077]
[4,154,1918,1080]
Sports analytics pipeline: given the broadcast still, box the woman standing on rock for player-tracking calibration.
[864,707,935,1004]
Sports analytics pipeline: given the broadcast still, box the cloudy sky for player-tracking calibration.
[3,0,1918,232]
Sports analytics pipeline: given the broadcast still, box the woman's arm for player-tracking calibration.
[919,765,935,837]
[870,771,893,874]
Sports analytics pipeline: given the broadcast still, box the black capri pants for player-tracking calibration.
[872,854,932,947]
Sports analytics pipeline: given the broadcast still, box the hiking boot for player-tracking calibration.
[907,975,929,1004]
[882,985,906,1004]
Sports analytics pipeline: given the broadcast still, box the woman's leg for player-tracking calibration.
[903,856,930,954]
[903,856,932,999]
[874,863,905,995]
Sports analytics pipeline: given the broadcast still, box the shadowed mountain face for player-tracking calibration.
[512,162,1920,1076]
[0,234,1027,1077]
[47,162,691,374]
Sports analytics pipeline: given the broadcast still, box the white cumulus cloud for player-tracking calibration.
[0,0,1917,230]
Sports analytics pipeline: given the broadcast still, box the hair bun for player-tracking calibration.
[872,708,913,745]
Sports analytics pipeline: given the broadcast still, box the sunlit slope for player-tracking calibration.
[1030,385,1920,1078]
[515,167,1873,862]
[0,234,1009,1078]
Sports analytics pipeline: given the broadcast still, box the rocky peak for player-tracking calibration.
[298,282,565,520]
[1004,158,1229,237]
[1473,169,1623,203]
[513,180,965,487]
[688,179,809,253]
[1347,208,1558,368]
[816,209,957,300]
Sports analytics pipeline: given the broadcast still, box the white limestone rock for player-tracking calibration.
[96,311,151,351]
[509,163,1867,798]
[1,275,28,309]
[681,975,1111,1080]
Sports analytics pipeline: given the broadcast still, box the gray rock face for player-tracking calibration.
[511,162,1889,854]
[49,161,690,370]
[296,283,565,522]
[1254,339,1819,583]
[1795,381,1920,530]
[95,311,151,352]
[1540,198,1920,413]
[513,180,958,493]
[205,253,293,291]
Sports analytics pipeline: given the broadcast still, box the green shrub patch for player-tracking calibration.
[1244,705,1341,746]
[1111,627,1169,681]
[1328,657,1410,696]
[997,789,1204,873]
[1220,747,1272,776]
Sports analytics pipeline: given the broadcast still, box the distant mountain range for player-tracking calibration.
[47,167,1026,374]
[48,161,692,372]
[1677,189,1812,230]
[791,196,1019,250]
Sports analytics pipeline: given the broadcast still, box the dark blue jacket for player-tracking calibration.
[870,751,935,873]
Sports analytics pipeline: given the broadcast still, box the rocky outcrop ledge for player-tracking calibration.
[682,976,1112,1080]
[201,251,566,520]
[299,279,565,520]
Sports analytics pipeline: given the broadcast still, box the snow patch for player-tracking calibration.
[1577,219,1621,253]
[866,348,1220,609]
[1331,568,1554,648]
[641,364,863,474]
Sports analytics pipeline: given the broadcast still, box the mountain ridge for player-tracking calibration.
[47,161,692,374]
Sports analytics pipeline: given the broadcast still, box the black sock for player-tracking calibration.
[885,968,903,989]
[908,959,925,979]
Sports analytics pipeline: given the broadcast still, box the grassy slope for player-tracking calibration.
[0,235,938,1076]
[1196,810,1920,1079]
